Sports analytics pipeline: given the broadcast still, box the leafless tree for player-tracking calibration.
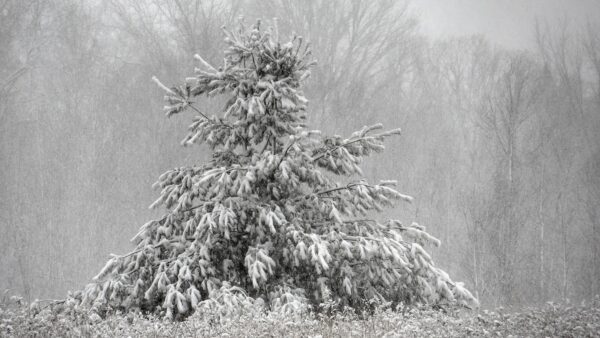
[478,52,542,305]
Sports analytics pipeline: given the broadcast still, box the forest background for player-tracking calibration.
[1,0,599,309]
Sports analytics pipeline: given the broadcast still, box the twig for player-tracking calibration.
[310,218,377,226]
[38,299,66,311]
[311,137,369,162]
[1,67,28,93]
[276,139,296,168]
[186,101,232,129]
[315,183,369,196]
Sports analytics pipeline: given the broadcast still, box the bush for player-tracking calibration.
[2,290,599,337]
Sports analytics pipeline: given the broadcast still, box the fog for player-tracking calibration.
[417,0,600,49]
[1,0,599,309]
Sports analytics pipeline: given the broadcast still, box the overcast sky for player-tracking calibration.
[413,0,600,49]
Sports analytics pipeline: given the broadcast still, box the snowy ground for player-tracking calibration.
[1,296,599,337]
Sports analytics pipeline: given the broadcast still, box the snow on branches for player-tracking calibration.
[75,20,478,319]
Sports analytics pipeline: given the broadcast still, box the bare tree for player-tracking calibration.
[107,0,239,77]
[0,0,47,301]
[478,52,542,305]
[581,22,600,298]
[534,19,600,301]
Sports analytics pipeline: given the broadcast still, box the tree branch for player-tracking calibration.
[311,137,368,162]
[314,182,369,196]
[186,101,232,129]
[276,139,296,168]
[1,67,28,94]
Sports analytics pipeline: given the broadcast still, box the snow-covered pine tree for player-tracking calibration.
[76,20,477,319]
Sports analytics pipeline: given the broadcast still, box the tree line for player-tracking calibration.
[1,0,599,308]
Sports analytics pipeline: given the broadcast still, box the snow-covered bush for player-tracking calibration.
[73,20,477,319]
[3,292,599,337]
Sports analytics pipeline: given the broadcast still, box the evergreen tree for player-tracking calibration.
[76,21,477,319]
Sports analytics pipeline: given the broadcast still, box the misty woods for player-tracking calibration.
[1,0,599,311]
